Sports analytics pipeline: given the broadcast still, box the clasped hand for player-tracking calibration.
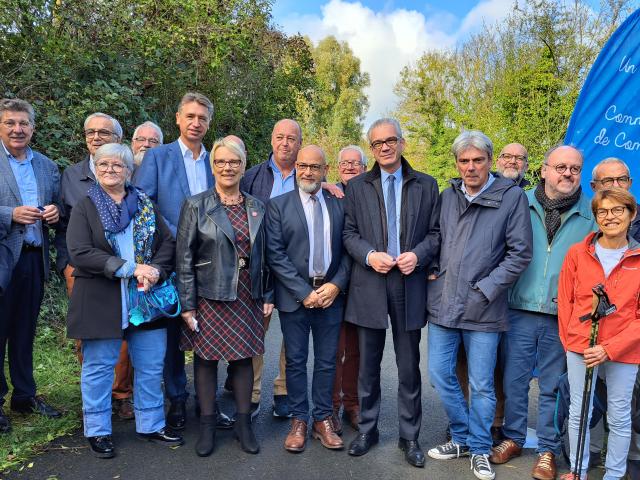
[133,264,160,292]
[12,204,59,225]
[583,345,609,368]
[369,251,418,275]
[302,282,340,309]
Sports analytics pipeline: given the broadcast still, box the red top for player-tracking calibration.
[558,231,640,364]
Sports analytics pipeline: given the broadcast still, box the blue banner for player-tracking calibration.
[564,8,640,197]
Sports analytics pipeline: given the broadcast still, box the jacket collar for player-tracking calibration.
[364,156,416,184]
[449,175,514,208]
[585,230,640,255]
[528,187,593,221]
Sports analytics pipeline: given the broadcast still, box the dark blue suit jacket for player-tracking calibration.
[134,140,213,237]
[265,189,351,313]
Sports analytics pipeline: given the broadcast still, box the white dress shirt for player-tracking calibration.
[298,188,332,277]
[178,138,208,196]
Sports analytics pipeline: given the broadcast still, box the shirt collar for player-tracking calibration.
[269,155,295,179]
[460,173,495,200]
[380,165,403,185]
[88,155,97,177]
[178,137,206,161]
[2,141,33,164]
[299,187,323,203]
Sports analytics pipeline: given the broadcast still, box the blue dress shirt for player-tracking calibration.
[5,144,42,246]
[269,156,296,199]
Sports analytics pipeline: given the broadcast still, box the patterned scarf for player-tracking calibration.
[87,183,156,265]
[534,180,582,245]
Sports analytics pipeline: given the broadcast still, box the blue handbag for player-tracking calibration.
[128,272,181,326]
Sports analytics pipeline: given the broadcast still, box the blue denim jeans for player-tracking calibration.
[566,351,638,479]
[428,323,500,455]
[280,298,342,423]
[81,328,167,437]
[502,309,566,454]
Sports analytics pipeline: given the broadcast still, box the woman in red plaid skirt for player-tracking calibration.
[176,138,273,457]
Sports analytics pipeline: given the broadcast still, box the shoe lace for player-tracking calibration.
[493,440,514,455]
[440,440,457,452]
[293,421,306,435]
[537,453,553,470]
[473,454,492,471]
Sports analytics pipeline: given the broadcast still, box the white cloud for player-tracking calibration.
[276,0,512,130]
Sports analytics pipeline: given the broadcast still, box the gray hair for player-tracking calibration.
[543,144,584,164]
[452,130,493,160]
[84,112,123,140]
[211,137,247,169]
[366,118,403,143]
[178,92,214,119]
[338,145,368,167]
[0,98,35,125]
[591,157,631,180]
[133,121,163,144]
[93,143,134,172]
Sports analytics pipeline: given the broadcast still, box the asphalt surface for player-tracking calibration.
[3,313,605,480]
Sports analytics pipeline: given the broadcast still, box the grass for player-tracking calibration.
[0,275,82,473]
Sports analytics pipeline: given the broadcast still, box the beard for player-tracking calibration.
[299,180,321,193]
[134,151,145,166]
[499,168,521,180]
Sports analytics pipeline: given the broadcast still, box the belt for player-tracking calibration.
[238,256,249,270]
[22,244,42,252]
[309,276,326,288]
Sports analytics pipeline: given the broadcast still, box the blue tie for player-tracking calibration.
[386,175,398,258]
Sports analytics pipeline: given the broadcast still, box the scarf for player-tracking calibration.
[534,180,582,244]
[87,183,139,233]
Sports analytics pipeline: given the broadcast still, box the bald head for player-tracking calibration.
[271,119,302,168]
[224,135,246,155]
[296,145,327,194]
[496,143,528,181]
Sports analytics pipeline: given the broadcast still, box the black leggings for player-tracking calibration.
[194,355,253,416]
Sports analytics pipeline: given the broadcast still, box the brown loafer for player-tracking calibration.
[115,398,134,421]
[284,418,307,452]
[532,452,557,480]
[312,417,344,450]
[489,439,522,464]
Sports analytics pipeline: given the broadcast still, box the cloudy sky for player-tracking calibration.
[271,0,600,127]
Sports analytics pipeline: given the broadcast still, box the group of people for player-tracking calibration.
[1,92,639,480]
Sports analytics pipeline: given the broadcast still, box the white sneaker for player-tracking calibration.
[428,440,470,459]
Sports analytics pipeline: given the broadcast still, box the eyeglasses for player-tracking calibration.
[498,153,527,163]
[296,162,324,173]
[338,160,364,168]
[370,137,400,151]
[595,206,627,219]
[213,158,242,168]
[85,129,115,138]
[95,161,126,173]
[133,136,160,145]
[1,120,32,129]
[593,176,631,188]
[544,163,582,175]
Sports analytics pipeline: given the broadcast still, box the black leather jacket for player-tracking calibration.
[176,189,273,311]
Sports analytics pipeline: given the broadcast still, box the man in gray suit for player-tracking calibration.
[0,98,63,432]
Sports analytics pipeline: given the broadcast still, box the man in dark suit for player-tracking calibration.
[0,98,64,432]
[343,118,440,467]
[135,92,217,431]
[265,145,351,453]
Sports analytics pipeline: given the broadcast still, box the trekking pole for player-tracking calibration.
[572,284,616,480]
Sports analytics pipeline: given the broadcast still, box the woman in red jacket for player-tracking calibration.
[558,187,640,480]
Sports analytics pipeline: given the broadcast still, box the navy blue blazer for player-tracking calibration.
[134,140,214,237]
[265,189,351,313]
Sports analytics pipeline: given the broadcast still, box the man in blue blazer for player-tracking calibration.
[134,92,215,430]
[265,145,351,453]
[0,98,64,432]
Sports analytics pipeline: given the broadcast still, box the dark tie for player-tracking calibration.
[310,194,324,275]
[386,175,398,258]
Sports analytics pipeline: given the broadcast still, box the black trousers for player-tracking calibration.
[357,268,422,440]
[0,249,44,405]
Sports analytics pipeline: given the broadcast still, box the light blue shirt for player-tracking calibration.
[460,173,496,202]
[269,156,296,199]
[178,138,208,196]
[4,142,42,246]
[112,221,135,329]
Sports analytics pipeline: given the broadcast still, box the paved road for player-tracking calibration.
[4,314,604,480]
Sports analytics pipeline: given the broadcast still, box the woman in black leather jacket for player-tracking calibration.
[176,137,273,457]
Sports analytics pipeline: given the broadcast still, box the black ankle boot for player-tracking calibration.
[235,413,259,454]
[195,415,216,457]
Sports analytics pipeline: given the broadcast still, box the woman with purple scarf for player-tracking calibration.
[66,143,181,458]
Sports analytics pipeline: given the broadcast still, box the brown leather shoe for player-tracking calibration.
[115,398,134,420]
[532,452,557,480]
[312,417,344,450]
[284,418,307,452]
[343,408,360,431]
[489,439,522,464]
[330,410,343,436]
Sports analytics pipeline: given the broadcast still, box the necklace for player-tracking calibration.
[218,191,244,206]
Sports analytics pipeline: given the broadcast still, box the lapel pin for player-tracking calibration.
[251,211,257,217]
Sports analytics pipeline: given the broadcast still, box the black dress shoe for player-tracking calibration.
[216,408,235,430]
[348,430,379,456]
[0,407,11,433]
[138,427,184,447]
[11,396,61,418]
[167,400,186,430]
[398,438,425,467]
[87,435,115,458]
